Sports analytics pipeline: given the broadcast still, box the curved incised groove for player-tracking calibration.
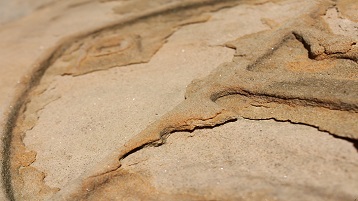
[2,0,357,200]
[2,0,243,200]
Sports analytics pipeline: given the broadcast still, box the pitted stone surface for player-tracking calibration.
[0,0,357,200]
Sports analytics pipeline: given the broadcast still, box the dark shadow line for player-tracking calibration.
[1,1,242,200]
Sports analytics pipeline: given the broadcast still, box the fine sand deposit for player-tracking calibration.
[0,0,357,200]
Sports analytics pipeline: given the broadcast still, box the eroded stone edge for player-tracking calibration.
[49,0,358,200]
[1,1,244,200]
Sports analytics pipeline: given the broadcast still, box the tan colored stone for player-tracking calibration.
[0,0,357,200]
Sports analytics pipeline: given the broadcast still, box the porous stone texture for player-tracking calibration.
[0,0,357,200]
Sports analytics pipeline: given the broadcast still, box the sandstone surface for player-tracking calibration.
[0,0,357,200]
